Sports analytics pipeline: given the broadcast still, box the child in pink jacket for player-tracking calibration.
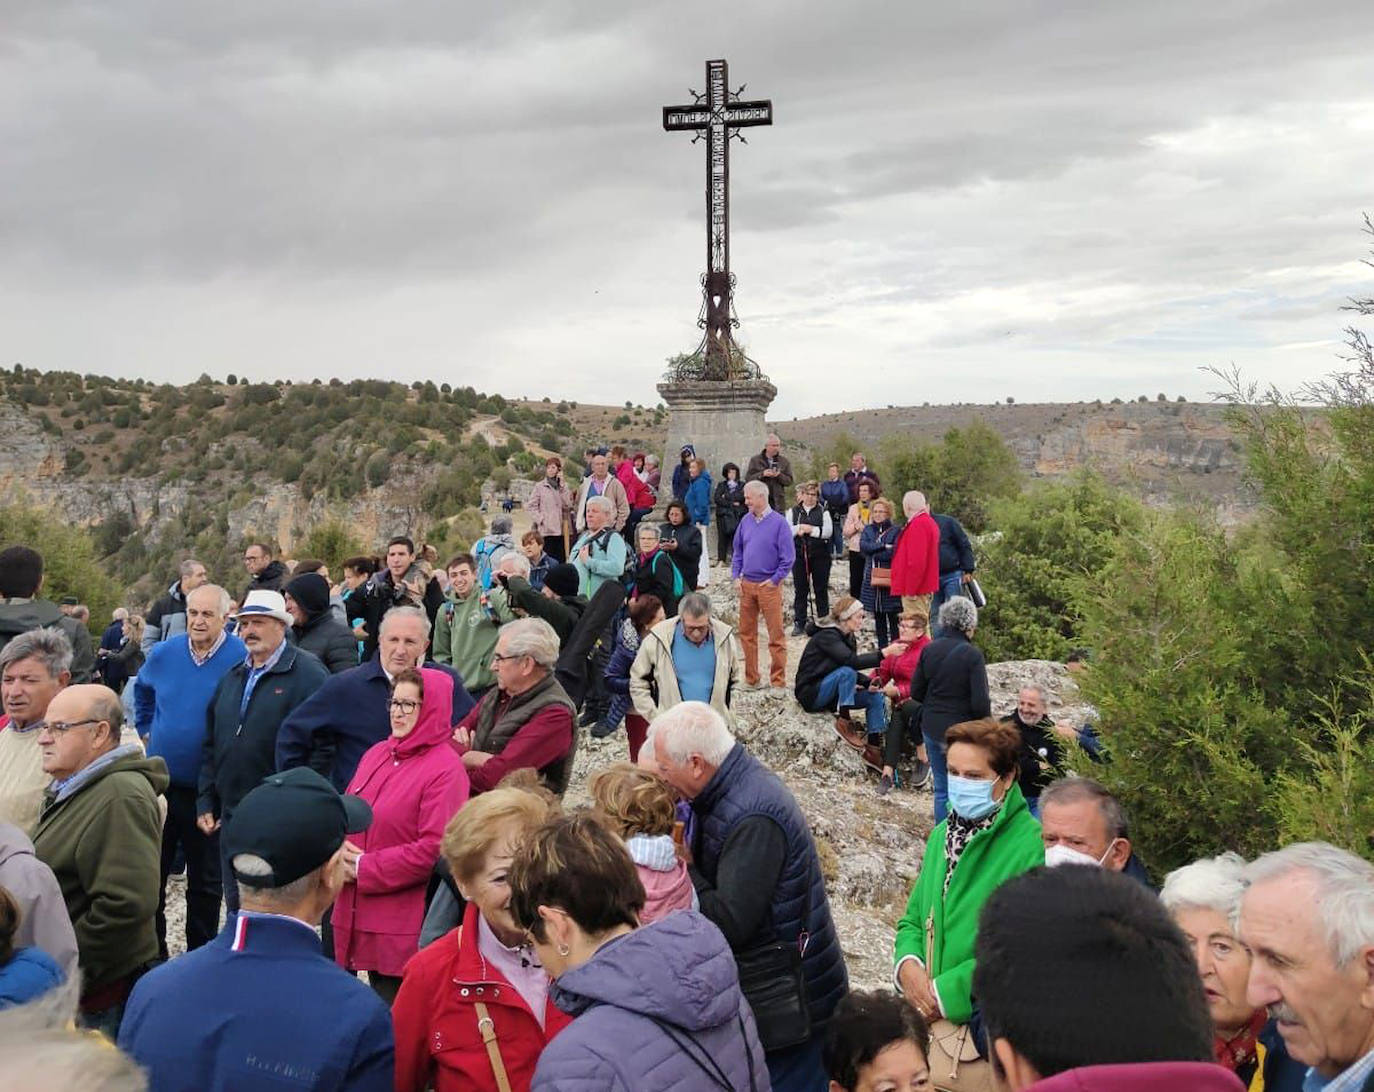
[589,763,697,923]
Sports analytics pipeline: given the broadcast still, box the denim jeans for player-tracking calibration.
[814,666,888,734]
[767,1034,827,1092]
[930,571,965,636]
[923,727,949,822]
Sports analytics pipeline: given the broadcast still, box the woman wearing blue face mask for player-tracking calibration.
[891,717,1042,1083]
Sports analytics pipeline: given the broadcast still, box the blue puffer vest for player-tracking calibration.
[693,744,849,1032]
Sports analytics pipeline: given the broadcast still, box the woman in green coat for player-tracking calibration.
[893,716,1043,1028]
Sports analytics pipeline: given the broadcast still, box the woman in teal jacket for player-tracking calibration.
[893,716,1042,1028]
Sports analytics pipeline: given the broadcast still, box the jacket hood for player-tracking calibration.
[0,819,34,868]
[1028,1062,1245,1092]
[550,910,744,1033]
[59,748,171,801]
[0,598,64,636]
[390,667,455,758]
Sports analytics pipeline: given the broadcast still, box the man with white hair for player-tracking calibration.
[653,701,848,1089]
[1239,842,1374,1090]
[731,479,795,691]
[141,558,208,652]
[573,452,629,533]
[451,618,577,794]
[745,433,795,513]
[890,490,940,633]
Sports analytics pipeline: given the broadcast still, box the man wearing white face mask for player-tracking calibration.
[1039,777,1154,887]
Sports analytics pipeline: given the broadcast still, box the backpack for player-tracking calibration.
[591,528,637,591]
[474,537,513,591]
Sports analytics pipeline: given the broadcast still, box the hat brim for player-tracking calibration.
[235,606,294,626]
[341,794,373,835]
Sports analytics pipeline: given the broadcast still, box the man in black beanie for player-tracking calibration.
[501,562,586,645]
[284,572,358,674]
[973,866,1243,1092]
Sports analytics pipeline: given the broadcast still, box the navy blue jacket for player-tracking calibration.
[119,912,393,1092]
[933,513,976,575]
[692,743,848,1035]
[275,657,474,792]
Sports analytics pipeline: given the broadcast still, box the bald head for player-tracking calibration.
[38,684,124,780]
[903,490,928,518]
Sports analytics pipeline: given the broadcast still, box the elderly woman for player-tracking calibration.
[794,596,887,771]
[659,500,703,592]
[871,613,931,797]
[333,667,469,1003]
[509,813,768,1092]
[1160,854,1305,1091]
[893,718,1042,1075]
[858,496,903,647]
[713,462,747,565]
[392,785,566,1092]
[910,596,990,822]
[631,525,681,617]
[569,496,628,599]
[842,479,877,598]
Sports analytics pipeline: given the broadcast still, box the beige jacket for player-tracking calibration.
[574,475,630,532]
[629,616,744,727]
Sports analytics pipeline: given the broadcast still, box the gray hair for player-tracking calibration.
[1019,684,1049,706]
[654,701,735,766]
[937,595,978,636]
[491,516,513,536]
[1244,842,1374,967]
[497,552,531,578]
[498,617,560,671]
[585,495,614,517]
[111,607,128,622]
[379,605,431,640]
[902,490,927,517]
[233,854,320,907]
[636,524,661,543]
[0,627,73,679]
[187,583,232,615]
[179,558,205,580]
[678,591,712,619]
[1161,852,1248,931]
[0,978,147,1091]
[742,480,769,500]
[1039,777,1129,840]
[645,454,659,467]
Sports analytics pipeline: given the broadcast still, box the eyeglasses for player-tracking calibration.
[385,699,420,715]
[39,718,104,735]
[491,652,526,665]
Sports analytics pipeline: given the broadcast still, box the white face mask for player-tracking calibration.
[1045,841,1116,869]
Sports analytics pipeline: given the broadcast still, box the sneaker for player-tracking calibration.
[912,760,932,789]
[589,720,619,740]
[833,715,867,751]
[877,773,894,797]
[577,708,600,728]
[860,744,884,775]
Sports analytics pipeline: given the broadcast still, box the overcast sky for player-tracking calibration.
[3,1,1372,416]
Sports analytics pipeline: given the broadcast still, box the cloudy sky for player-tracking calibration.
[3,1,1372,416]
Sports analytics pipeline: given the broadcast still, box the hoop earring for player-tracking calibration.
[557,943,571,957]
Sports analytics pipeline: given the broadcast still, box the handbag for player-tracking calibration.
[923,909,994,1092]
[869,565,892,589]
[735,883,812,1052]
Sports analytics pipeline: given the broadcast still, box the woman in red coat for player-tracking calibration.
[392,784,570,1092]
[872,613,932,796]
[333,667,470,1002]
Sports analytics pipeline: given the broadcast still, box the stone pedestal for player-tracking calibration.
[657,378,777,483]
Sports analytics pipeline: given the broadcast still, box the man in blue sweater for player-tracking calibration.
[134,584,245,958]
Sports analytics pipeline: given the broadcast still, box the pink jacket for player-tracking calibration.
[617,460,654,510]
[333,669,470,977]
[1028,1062,1244,1091]
[627,834,696,924]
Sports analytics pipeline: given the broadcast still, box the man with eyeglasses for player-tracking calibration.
[629,592,744,731]
[240,542,287,601]
[32,683,168,1036]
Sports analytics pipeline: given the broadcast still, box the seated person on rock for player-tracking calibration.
[793,596,887,773]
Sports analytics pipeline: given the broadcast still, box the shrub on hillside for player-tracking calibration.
[879,420,1022,533]
[0,498,121,622]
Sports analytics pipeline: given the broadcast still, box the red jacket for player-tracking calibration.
[392,903,573,1092]
[871,635,930,699]
[1028,1062,1244,1091]
[891,513,940,596]
[455,694,573,794]
[333,669,470,977]
[617,459,654,509]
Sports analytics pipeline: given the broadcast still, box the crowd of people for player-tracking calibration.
[0,431,1370,1092]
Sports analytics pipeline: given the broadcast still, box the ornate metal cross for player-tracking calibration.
[663,59,772,381]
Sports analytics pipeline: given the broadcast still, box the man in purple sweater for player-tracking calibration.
[731,480,795,689]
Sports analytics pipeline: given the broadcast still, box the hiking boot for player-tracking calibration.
[833,715,867,751]
[912,760,932,790]
[877,773,894,797]
[860,744,884,775]
[589,719,619,740]
[791,622,805,637]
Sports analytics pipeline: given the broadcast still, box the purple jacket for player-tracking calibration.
[532,910,770,1092]
[731,508,795,585]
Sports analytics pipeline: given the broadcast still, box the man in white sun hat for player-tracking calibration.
[196,590,330,917]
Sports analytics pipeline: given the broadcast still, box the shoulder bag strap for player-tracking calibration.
[647,1017,734,1091]
[474,1001,513,1092]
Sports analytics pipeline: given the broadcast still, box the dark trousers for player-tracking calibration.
[874,610,899,648]
[716,521,738,564]
[767,1035,827,1092]
[847,552,866,598]
[543,534,567,563]
[792,550,831,626]
[623,507,654,545]
[884,699,922,771]
[219,823,240,918]
[157,785,222,958]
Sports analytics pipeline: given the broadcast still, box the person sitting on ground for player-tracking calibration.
[629,591,744,737]
[0,546,95,684]
[569,496,628,600]
[520,531,555,592]
[631,524,682,618]
[501,562,585,645]
[433,553,516,700]
[910,596,990,822]
[451,619,577,795]
[509,813,769,1092]
[588,762,697,923]
[285,572,358,675]
[713,461,747,566]
[873,612,932,797]
[975,865,1232,1092]
[795,597,888,773]
[658,500,703,594]
[858,496,903,649]
[1004,684,1064,815]
[1039,776,1152,885]
[823,990,931,1092]
[0,821,77,982]
[843,479,878,600]
[0,630,73,835]
[0,885,64,1009]
[1160,853,1305,1092]
[119,767,395,1092]
[893,718,1041,1052]
[332,668,469,1005]
[594,594,664,757]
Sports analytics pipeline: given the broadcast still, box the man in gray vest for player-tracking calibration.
[653,701,848,1092]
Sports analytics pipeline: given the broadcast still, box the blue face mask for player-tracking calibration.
[947,775,1002,821]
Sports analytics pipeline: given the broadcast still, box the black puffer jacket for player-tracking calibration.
[794,621,881,711]
[293,611,358,675]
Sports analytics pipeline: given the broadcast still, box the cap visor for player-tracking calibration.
[341,794,373,834]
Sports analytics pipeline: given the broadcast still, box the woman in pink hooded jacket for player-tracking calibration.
[334,667,470,1001]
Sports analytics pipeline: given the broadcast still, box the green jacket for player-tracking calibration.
[33,747,169,993]
[893,784,1043,1023]
[504,577,586,645]
[433,586,513,692]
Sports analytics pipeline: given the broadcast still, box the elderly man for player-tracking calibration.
[141,558,208,652]
[842,451,880,505]
[930,511,975,637]
[0,629,73,834]
[629,592,743,728]
[731,479,795,690]
[745,433,795,513]
[0,545,95,683]
[120,767,394,1092]
[277,606,475,792]
[570,495,628,599]
[198,590,330,917]
[433,552,517,698]
[240,541,287,599]
[134,584,246,957]
[1039,777,1152,885]
[32,684,167,1034]
[890,491,940,632]
[357,536,445,661]
[653,701,846,1090]
[451,618,576,795]
[574,452,630,533]
[1005,686,1105,814]
[1240,842,1374,1091]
